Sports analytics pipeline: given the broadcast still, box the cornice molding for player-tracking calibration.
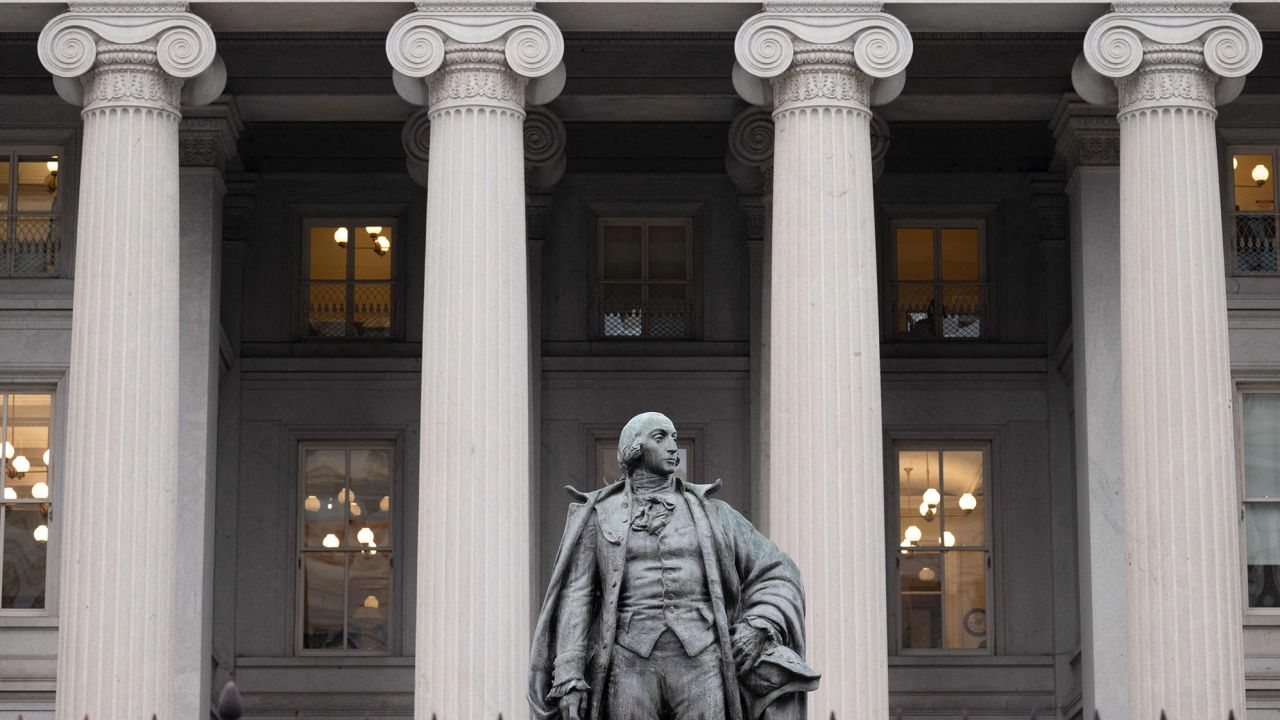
[1051,96,1120,173]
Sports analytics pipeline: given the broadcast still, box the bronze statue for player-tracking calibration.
[529,412,819,720]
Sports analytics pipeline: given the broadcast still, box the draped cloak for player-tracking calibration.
[528,478,812,720]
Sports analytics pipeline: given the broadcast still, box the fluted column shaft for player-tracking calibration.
[736,6,911,717]
[387,5,563,718]
[37,5,221,719]
[1079,7,1262,718]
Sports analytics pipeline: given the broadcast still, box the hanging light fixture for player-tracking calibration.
[31,481,48,500]
[904,525,922,543]
[919,455,939,521]
[42,448,50,466]
[2,487,15,500]
[2,442,13,460]
[379,495,391,512]
[959,492,977,514]
[304,495,321,512]
[899,538,913,555]
[356,527,375,545]
[322,533,340,548]
[45,157,58,194]
[333,227,349,248]
[918,566,936,582]
[350,500,362,517]
[33,524,48,543]
[943,531,956,548]
[1253,163,1270,186]
[373,234,391,257]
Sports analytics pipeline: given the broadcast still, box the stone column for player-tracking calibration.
[177,100,239,720]
[726,106,774,521]
[36,4,223,719]
[1075,6,1262,717]
[1053,98,1127,720]
[386,4,563,717]
[734,4,912,717]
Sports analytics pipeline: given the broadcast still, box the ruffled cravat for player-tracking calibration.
[629,471,676,534]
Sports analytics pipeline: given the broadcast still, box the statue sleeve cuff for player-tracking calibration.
[744,615,783,644]
[547,678,591,699]
[552,650,587,685]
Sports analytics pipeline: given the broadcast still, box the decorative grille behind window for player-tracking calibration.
[303,223,396,339]
[1230,151,1278,273]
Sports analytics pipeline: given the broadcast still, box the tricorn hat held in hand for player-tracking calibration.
[738,643,821,719]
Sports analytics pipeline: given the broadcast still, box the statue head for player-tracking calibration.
[617,411,680,477]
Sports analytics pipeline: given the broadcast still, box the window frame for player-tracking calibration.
[1226,145,1280,276]
[886,219,989,342]
[0,383,62,619]
[594,216,695,340]
[887,440,996,656]
[295,440,397,656]
[299,217,401,341]
[1235,383,1280,622]
[0,145,65,279]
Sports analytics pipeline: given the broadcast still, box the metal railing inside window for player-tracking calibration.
[891,281,988,340]
[595,280,693,338]
[0,152,62,278]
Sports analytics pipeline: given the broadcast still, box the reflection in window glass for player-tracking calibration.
[300,445,393,652]
[1,391,53,610]
[1242,393,1280,608]
[894,446,989,651]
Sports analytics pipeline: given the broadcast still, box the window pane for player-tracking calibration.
[942,450,985,547]
[898,450,940,546]
[1244,394,1280,498]
[943,551,987,649]
[599,283,643,337]
[352,283,392,338]
[940,228,980,281]
[4,394,52,502]
[895,227,934,281]
[602,225,642,280]
[895,283,935,337]
[304,449,346,548]
[1247,503,1280,608]
[349,449,391,548]
[648,225,687,280]
[355,226,392,281]
[309,226,348,281]
[16,157,57,214]
[303,552,346,649]
[2,504,48,609]
[0,159,9,212]
[900,552,942,649]
[1233,153,1275,213]
[940,285,984,339]
[348,552,390,651]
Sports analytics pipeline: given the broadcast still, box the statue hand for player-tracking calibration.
[559,689,587,720]
[731,622,771,673]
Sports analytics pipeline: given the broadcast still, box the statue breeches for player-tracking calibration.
[607,630,726,720]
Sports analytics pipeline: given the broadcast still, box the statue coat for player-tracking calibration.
[528,477,811,720]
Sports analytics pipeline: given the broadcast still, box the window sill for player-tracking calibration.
[889,655,1051,666]
[1244,612,1280,627]
[0,614,56,627]
[238,656,412,667]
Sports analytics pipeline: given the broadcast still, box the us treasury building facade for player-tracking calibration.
[0,0,1279,718]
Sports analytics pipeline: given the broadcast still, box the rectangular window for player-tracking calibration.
[303,221,396,338]
[298,444,393,653]
[1,391,53,611]
[892,445,991,652]
[0,149,62,278]
[1242,392,1280,609]
[890,223,987,340]
[595,218,693,338]
[1230,149,1278,274]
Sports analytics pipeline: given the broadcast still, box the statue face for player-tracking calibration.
[637,415,680,477]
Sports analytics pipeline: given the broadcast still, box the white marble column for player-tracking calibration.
[1076,6,1262,718]
[386,4,563,718]
[1053,99,1128,720]
[36,4,223,719]
[735,4,911,717]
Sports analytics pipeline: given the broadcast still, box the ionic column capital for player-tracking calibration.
[1051,96,1120,175]
[38,2,224,115]
[524,106,566,191]
[1076,4,1262,114]
[726,106,774,193]
[386,2,565,113]
[733,3,912,112]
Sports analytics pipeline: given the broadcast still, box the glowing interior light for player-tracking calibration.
[363,594,379,609]
[322,533,340,548]
[337,488,348,503]
[12,456,30,474]
[922,488,941,506]
[943,531,956,547]
[356,527,375,545]
[1253,163,1270,185]
[3,487,15,500]
[959,492,978,513]
[365,226,383,236]
[904,525,922,543]
[899,538,913,555]
[42,449,50,466]
[379,495,390,512]
[333,227,349,247]
[33,524,48,543]
[31,481,48,500]
[2,442,13,460]
[46,159,58,173]
[919,501,932,518]
[1234,156,1239,170]
[304,495,321,512]
[918,566,936,582]
[349,501,362,517]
